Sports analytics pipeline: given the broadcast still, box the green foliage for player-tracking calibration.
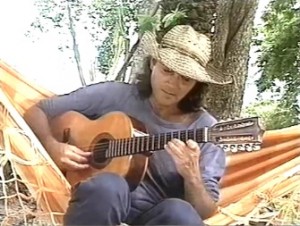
[242,100,297,130]
[95,1,187,76]
[254,0,300,124]
[138,14,161,34]
[28,0,188,79]
[97,37,114,77]
[94,0,144,76]
[161,4,187,29]
[137,3,187,35]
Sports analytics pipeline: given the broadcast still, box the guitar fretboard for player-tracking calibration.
[105,129,204,158]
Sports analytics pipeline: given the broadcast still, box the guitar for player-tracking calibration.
[49,111,265,190]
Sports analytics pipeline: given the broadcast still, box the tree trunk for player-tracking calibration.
[208,0,259,119]
[158,0,259,119]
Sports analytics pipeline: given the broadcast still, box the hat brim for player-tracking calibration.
[140,31,232,85]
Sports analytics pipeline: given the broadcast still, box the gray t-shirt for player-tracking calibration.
[38,81,226,202]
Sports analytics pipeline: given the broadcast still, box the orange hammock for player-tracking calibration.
[0,59,299,225]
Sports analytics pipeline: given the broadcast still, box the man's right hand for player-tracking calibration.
[48,141,92,171]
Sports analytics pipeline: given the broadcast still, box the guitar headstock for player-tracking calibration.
[209,117,265,153]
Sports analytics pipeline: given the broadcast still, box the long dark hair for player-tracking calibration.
[134,56,208,113]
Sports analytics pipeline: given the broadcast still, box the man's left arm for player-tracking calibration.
[165,140,226,220]
[184,169,217,219]
[184,142,226,219]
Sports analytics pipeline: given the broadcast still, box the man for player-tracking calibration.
[24,25,231,225]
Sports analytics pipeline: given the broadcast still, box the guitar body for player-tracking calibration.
[49,111,148,190]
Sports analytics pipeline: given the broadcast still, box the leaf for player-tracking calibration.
[161,10,187,28]
[138,14,160,34]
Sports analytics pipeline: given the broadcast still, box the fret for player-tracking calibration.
[160,134,164,148]
[136,137,140,154]
[158,134,161,149]
[123,139,126,156]
[197,129,201,143]
[128,137,131,155]
[115,140,118,157]
[107,141,110,158]
[124,138,128,155]
[106,141,109,158]
[117,140,120,156]
[185,130,188,141]
[133,138,136,155]
[146,136,150,152]
[112,140,115,157]
[109,141,113,158]
[118,140,121,157]
[120,139,124,156]
[151,135,155,150]
[128,138,131,155]
[141,137,144,152]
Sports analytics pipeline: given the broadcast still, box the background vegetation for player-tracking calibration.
[26,0,300,129]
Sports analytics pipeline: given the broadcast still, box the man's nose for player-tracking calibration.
[168,72,181,84]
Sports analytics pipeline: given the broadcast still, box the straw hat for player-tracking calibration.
[140,25,232,85]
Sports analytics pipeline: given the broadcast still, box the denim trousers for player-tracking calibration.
[63,172,204,225]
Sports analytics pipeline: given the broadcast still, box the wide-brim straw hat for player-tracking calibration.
[140,25,232,85]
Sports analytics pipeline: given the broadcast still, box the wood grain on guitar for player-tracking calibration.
[49,111,265,190]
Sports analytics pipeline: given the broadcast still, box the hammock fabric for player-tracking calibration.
[0,59,299,225]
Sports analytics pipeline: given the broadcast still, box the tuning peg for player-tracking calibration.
[237,144,245,151]
[219,144,229,152]
[245,144,253,152]
[252,143,261,151]
[230,144,238,153]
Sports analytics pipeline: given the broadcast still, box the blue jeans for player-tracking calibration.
[64,173,204,225]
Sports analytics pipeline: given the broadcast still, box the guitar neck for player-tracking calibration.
[104,128,206,158]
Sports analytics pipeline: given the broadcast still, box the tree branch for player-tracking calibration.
[67,0,86,86]
[115,2,160,81]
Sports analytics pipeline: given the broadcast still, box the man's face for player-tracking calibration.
[150,60,197,107]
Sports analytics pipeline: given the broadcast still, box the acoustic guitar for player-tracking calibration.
[49,111,264,190]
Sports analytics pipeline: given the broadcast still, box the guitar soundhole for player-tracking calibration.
[90,138,111,169]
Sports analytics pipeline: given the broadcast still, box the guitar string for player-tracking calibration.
[74,130,204,153]
[88,138,257,159]
[90,137,257,158]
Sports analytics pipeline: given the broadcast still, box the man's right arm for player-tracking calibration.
[24,104,91,172]
[24,81,129,171]
[24,83,105,171]
[24,82,110,147]
[24,105,58,151]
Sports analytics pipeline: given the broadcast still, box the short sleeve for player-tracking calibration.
[37,81,131,119]
[199,143,226,202]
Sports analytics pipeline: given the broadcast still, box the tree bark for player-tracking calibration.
[155,0,259,119]
[208,0,259,119]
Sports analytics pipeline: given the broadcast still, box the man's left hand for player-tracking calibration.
[164,139,201,179]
